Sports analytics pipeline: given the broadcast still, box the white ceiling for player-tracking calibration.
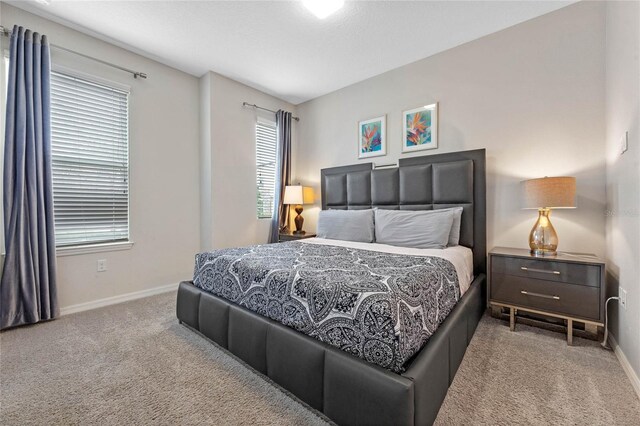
[6,0,575,104]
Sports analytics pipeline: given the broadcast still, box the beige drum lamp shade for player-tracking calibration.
[522,177,576,209]
[283,185,314,206]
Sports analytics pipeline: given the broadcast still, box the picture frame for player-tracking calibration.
[358,115,386,159]
[402,103,438,153]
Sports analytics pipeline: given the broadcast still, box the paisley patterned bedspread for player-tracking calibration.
[193,241,461,373]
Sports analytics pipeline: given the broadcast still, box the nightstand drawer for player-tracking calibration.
[491,273,600,320]
[491,256,601,287]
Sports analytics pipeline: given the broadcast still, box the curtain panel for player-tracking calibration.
[269,110,292,243]
[1,26,59,330]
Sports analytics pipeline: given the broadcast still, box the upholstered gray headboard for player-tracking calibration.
[320,149,486,274]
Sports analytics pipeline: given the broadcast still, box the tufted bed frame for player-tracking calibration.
[176,148,486,425]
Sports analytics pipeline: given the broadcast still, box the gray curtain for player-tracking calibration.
[1,26,58,330]
[269,110,292,243]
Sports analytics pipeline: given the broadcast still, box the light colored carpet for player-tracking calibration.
[1,291,638,425]
[0,291,330,426]
[436,315,640,425]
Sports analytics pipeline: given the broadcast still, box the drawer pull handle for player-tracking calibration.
[521,290,560,300]
[520,266,560,275]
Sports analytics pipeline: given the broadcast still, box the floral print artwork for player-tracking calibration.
[403,104,438,152]
[358,115,386,158]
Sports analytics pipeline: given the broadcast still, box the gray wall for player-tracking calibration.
[605,0,640,390]
[0,3,201,310]
[199,71,297,250]
[294,1,607,259]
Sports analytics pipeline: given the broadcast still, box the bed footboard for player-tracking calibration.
[176,274,486,426]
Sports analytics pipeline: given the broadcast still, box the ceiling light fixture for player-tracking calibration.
[302,0,344,20]
[34,0,52,5]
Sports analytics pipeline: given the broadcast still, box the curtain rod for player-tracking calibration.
[0,25,148,79]
[243,102,299,121]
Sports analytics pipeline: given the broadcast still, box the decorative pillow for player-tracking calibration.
[316,209,375,243]
[374,208,454,250]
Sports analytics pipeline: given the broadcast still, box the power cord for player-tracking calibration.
[601,296,620,349]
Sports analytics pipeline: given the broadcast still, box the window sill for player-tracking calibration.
[56,241,134,257]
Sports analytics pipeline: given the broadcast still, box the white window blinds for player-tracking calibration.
[50,71,130,247]
[256,120,277,219]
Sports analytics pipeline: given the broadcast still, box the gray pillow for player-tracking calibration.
[374,208,454,250]
[397,206,463,246]
[437,207,464,246]
[316,209,375,243]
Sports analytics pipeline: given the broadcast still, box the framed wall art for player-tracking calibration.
[402,103,438,153]
[358,115,386,159]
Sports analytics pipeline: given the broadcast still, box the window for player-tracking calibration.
[256,119,277,219]
[50,71,130,247]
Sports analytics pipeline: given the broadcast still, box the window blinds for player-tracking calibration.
[50,71,130,247]
[256,120,277,219]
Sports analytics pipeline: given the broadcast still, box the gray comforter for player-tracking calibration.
[193,241,460,373]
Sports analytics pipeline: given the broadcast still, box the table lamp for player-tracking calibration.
[522,176,576,256]
[283,185,314,234]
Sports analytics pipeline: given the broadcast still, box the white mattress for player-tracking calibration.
[301,237,475,295]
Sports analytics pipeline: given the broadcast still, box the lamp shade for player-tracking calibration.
[283,185,314,205]
[522,177,576,209]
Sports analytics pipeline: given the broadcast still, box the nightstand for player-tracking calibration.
[278,231,317,242]
[489,247,605,345]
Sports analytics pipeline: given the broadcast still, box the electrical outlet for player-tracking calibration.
[620,131,629,155]
[619,287,627,309]
[97,259,107,273]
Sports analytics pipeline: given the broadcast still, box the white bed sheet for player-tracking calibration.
[301,237,475,296]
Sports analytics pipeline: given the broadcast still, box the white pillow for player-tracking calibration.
[317,209,375,243]
[374,208,454,250]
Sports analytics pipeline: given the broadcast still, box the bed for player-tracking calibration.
[177,148,486,425]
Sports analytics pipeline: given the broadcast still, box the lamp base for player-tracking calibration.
[293,205,305,234]
[530,248,558,257]
[529,208,559,256]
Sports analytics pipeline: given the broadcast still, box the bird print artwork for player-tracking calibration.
[361,123,381,152]
[403,104,437,152]
[406,111,430,146]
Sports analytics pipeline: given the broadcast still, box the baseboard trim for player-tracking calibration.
[60,282,179,316]
[609,334,640,401]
